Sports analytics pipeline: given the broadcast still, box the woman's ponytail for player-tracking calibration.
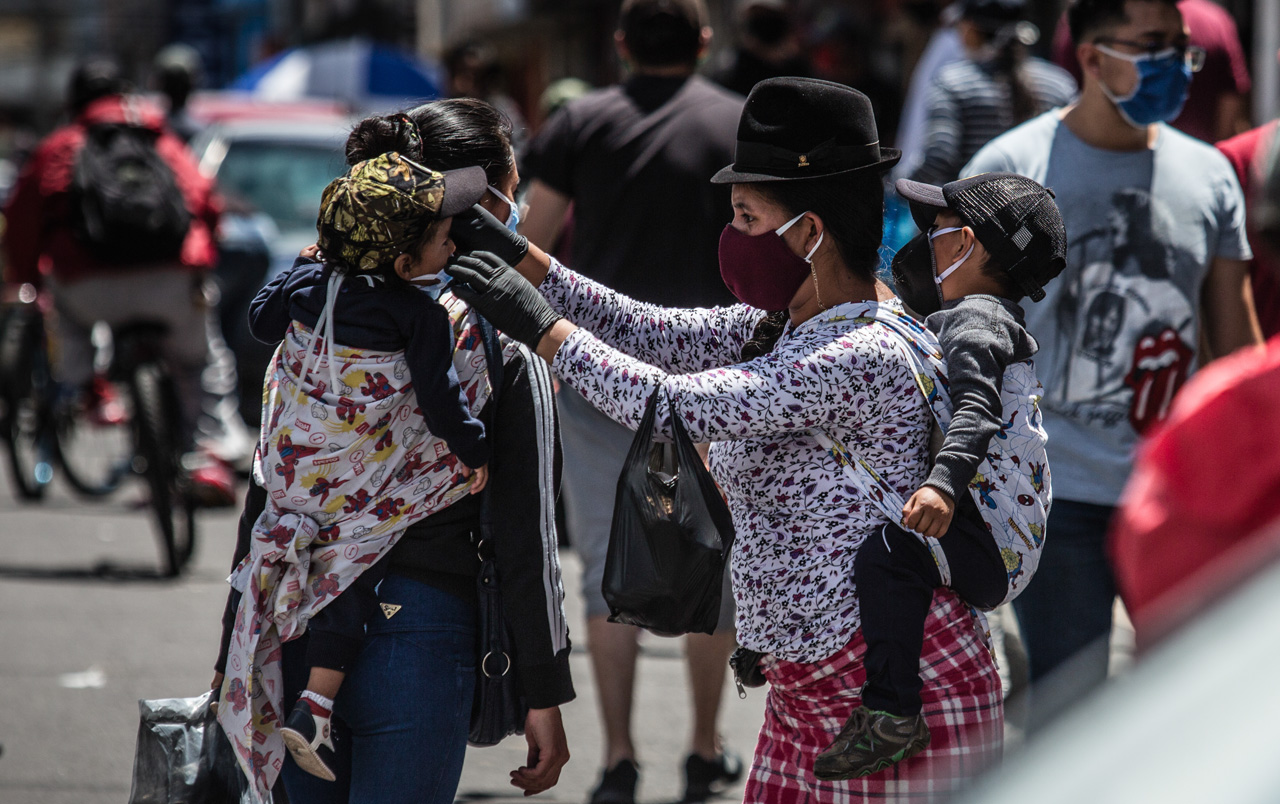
[991,28,1036,125]
[740,311,789,361]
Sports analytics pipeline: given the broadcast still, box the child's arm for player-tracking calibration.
[404,300,491,472]
[247,257,323,344]
[908,302,1021,535]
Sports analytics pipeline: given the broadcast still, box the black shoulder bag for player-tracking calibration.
[468,317,530,747]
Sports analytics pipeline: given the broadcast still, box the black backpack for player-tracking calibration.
[70,123,192,264]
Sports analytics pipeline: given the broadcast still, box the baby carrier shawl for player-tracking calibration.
[813,305,1052,605]
[219,282,495,801]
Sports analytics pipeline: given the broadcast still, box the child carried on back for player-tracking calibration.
[814,173,1066,781]
[218,148,493,787]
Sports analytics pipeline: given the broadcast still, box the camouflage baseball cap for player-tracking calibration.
[316,152,487,273]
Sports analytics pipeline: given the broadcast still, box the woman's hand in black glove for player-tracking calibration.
[448,251,563,351]
[450,204,529,267]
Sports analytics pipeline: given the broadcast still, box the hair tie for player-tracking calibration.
[389,113,423,157]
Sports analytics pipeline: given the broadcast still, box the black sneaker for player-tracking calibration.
[589,758,639,804]
[812,706,930,780]
[681,748,744,802]
[280,698,337,782]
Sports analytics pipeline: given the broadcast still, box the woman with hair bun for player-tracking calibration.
[212,98,573,804]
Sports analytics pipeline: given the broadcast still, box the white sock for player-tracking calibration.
[300,690,334,713]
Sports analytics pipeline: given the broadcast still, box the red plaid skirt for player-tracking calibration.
[744,590,1002,803]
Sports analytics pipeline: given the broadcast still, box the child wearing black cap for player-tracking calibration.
[814,172,1066,780]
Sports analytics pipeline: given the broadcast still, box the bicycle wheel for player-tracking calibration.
[1,308,54,500]
[129,361,196,577]
[53,382,134,497]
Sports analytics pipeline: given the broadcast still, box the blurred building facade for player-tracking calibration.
[0,0,1272,139]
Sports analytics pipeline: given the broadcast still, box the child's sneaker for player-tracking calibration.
[280,697,337,781]
[812,706,930,780]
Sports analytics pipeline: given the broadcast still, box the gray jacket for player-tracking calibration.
[924,294,1039,502]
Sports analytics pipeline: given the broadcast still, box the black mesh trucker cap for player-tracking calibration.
[895,172,1067,302]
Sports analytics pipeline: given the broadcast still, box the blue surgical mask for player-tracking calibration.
[1096,45,1193,128]
[488,185,520,232]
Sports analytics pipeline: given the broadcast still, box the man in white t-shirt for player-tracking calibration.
[963,0,1261,728]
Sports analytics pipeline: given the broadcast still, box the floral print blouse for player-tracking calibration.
[541,261,931,663]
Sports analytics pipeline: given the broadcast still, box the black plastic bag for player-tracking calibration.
[603,389,736,635]
[128,691,255,804]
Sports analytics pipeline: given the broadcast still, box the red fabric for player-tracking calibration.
[2,94,221,287]
[1217,121,1280,338]
[1110,335,1280,641]
[745,591,1002,803]
[1051,0,1251,142]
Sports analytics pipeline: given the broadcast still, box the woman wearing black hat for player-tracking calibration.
[450,77,1004,800]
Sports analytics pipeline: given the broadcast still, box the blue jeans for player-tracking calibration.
[280,574,477,804]
[1011,498,1117,729]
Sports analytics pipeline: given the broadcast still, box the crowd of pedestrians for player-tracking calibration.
[3,0,1280,802]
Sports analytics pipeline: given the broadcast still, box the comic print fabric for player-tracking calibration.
[964,113,1251,505]
[219,293,503,802]
[812,305,1052,606]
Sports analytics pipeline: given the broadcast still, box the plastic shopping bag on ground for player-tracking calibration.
[603,389,735,635]
[128,690,256,804]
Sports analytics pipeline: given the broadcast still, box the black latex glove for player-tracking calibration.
[449,204,530,267]
[448,251,562,351]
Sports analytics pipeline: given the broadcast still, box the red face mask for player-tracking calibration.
[718,211,823,310]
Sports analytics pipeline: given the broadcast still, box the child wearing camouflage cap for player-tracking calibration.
[235,150,490,783]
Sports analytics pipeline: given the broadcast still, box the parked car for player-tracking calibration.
[191,117,352,426]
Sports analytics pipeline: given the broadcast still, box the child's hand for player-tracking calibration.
[299,244,320,260]
[902,486,955,539]
[462,463,489,494]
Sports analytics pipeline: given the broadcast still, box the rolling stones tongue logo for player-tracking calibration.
[1123,327,1193,434]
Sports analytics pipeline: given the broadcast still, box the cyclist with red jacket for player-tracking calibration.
[2,59,236,503]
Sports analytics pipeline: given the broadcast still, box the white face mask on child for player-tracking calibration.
[929,226,974,286]
[407,271,453,300]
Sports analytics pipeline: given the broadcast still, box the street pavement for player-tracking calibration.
[0,465,765,804]
[0,463,1133,804]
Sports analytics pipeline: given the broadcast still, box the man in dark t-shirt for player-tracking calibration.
[520,2,745,802]
[522,12,742,307]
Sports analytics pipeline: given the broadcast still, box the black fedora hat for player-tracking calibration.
[712,77,900,184]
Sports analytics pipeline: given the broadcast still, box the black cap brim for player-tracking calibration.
[894,178,948,231]
[439,165,489,218]
[710,148,902,184]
